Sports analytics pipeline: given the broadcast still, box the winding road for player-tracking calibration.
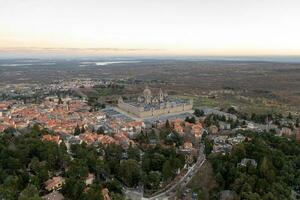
[147,144,206,200]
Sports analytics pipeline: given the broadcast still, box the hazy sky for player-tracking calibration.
[1,0,300,57]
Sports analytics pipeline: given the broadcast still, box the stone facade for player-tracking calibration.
[118,87,193,118]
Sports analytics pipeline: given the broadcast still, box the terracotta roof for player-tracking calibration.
[42,134,61,144]
[44,176,65,191]
[184,141,193,149]
[42,191,64,200]
[102,188,111,200]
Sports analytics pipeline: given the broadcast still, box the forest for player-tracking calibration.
[209,131,300,200]
[0,126,185,199]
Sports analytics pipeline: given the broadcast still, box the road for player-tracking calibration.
[147,144,206,200]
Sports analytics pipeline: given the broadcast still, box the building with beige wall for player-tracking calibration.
[118,87,193,118]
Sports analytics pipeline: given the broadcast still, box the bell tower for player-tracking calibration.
[159,88,164,102]
[143,86,152,104]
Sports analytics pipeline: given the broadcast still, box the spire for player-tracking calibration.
[118,96,123,104]
[159,88,164,102]
[143,86,152,104]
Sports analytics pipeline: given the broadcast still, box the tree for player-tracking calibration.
[185,116,196,124]
[142,157,151,173]
[81,125,86,133]
[145,171,161,190]
[105,179,123,194]
[28,157,49,187]
[118,159,141,187]
[151,153,166,171]
[94,160,109,182]
[162,160,173,180]
[18,185,42,200]
[110,193,124,200]
[232,144,246,161]
[194,109,204,117]
[74,124,81,135]
[228,107,237,114]
[259,157,275,182]
[190,116,196,124]
[67,159,89,179]
[84,184,104,200]
[242,121,246,126]
[185,116,190,123]
[204,138,213,155]
[0,176,20,200]
[242,192,261,200]
[97,126,105,134]
[62,178,85,200]
[165,119,171,129]
[127,146,140,161]
[58,97,63,105]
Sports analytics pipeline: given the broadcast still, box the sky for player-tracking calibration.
[1,0,300,57]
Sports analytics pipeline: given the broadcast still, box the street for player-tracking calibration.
[147,144,206,200]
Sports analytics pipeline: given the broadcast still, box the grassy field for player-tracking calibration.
[178,93,297,116]
[175,95,218,108]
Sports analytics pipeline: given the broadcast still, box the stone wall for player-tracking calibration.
[118,101,141,115]
[118,101,193,118]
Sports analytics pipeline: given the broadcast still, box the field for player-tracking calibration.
[1,59,300,114]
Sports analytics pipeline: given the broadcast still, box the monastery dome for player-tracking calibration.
[143,87,152,97]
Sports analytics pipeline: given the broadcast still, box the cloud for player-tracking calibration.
[0,47,165,52]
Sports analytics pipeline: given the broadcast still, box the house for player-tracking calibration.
[68,136,83,145]
[220,190,237,200]
[172,119,185,135]
[247,122,256,129]
[42,134,62,145]
[78,133,118,146]
[102,188,112,200]
[96,112,106,120]
[0,123,8,132]
[149,139,157,145]
[114,132,129,146]
[219,122,231,130]
[212,135,231,153]
[191,123,203,139]
[183,141,193,150]
[213,135,228,144]
[98,134,118,146]
[85,173,95,185]
[201,108,238,121]
[213,143,232,154]
[209,125,219,134]
[42,191,64,200]
[44,176,65,192]
[281,127,292,136]
[227,134,245,145]
[126,121,145,133]
[79,133,98,145]
[239,158,257,168]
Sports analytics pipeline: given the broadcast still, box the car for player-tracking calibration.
[192,192,198,200]
[185,188,191,193]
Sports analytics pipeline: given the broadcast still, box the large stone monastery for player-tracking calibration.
[118,86,193,118]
